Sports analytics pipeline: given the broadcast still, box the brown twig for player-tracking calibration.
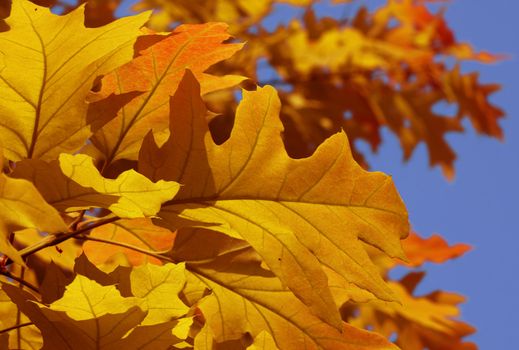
[0,270,39,294]
[0,322,34,335]
[4,216,120,269]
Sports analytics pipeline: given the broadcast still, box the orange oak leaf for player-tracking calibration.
[139,70,409,328]
[83,218,176,266]
[401,232,471,267]
[347,273,477,350]
[0,0,150,161]
[88,22,246,165]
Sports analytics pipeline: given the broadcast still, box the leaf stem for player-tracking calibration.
[74,235,175,263]
[0,322,34,335]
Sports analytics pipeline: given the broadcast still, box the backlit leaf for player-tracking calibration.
[12,153,180,218]
[83,218,175,265]
[0,149,67,265]
[401,232,471,267]
[140,71,409,327]
[120,263,189,324]
[175,229,398,350]
[0,0,150,161]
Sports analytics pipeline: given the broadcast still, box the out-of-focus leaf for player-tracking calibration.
[0,286,42,349]
[400,232,471,267]
[348,274,477,350]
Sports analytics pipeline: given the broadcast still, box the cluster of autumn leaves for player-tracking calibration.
[0,0,501,349]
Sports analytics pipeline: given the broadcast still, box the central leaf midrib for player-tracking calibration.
[24,6,47,159]
[163,196,405,216]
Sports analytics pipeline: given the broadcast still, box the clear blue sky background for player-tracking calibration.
[116,1,517,348]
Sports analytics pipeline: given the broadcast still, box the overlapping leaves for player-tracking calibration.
[139,71,409,327]
[133,0,503,178]
[0,1,483,349]
[0,0,150,161]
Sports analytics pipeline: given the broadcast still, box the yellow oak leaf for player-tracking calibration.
[11,153,179,218]
[119,263,189,325]
[88,22,245,165]
[3,265,190,349]
[2,277,145,350]
[50,275,142,319]
[177,233,397,350]
[0,0,150,161]
[0,151,67,265]
[139,71,409,327]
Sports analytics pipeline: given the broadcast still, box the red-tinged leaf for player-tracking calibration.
[83,218,175,266]
[89,22,245,164]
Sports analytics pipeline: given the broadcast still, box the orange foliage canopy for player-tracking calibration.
[0,0,498,349]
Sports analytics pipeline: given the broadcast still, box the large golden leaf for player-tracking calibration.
[0,0,150,161]
[89,22,245,165]
[11,153,179,218]
[139,71,409,329]
[172,228,397,350]
[0,150,67,265]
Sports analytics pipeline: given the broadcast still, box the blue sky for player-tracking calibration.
[116,1,517,348]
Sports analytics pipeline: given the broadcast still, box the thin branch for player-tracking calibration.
[68,210,86,231]
[5,216,120,269]
[0,270,39,294]
[74,235,175,264]
[0,322,34,335]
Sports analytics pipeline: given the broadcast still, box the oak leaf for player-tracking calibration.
[139,71,409,327]
[3,256,192,349]
[401,232,471,267]
[174,228,398,350]
[117,263,189,325]
[2,278,147,350]
[348,273,477,350]
[0,0,150,161]
[11,153,179,218]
